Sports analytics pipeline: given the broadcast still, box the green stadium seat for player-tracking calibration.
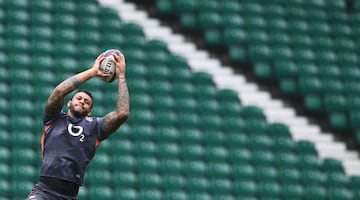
[162,174,185,190]
[111,154,135,171]
[225,131,248,147]
[0,163,9,181]
[327,186,353,200]
[188,192,211,200]
[300,168,326,185]
[206,161,231,178]
[303,184,327,200]
[158,141,180,158]
[322,158,345,173]
[329,112,348,130]
[254,165,277,181]
[254,62,272,79]
[232,163,255,179]
[248,43,271,60]
[248,135,273,150]
[114,187,137,200]
[257,181,280,199]
[87,186,113,200]
[298,76,322,94]
[223,28,247,46]
[244,119,267,135]
[54,0,76,13]
[55,13,77,29]
[155,127,179,142]
[274,60,297,78]
[78,2,99,17]
[323,94,347,111]
[90,152,110,170]
[11,165,36,182]
[240,106,265,120]
[163,190,187,200]
[274,152,299,168]
[183,160,206,176]
[11,148,36,165]
[87,170,111,186]
[0,115,9,134]
[171,83,194,99]
[228,45,246,62]
[280,183,304,199]
[134,141,157,156]
[0,180,10,197]
[244,15,266,30]
[138,172,162,188]
[233,179,256,197]
[178,128,202,144]
[326,171,349,187]
[176,112,199,129]
[208,177,232,194]
[31,11,53,26]
[158,158,182,174]
[10,131,35,149]
[203,130,225,146]
[250,150,275,165]
[155,0,175,14]
[136,156,159,172]
[138,189,162,200]
[304,94,322,112]
[148,80,172,95]
[174,0,197,12]
[181,144,204,160]
[30,0,51,12]
[277,167,301,184]
[296,140,318,155]
[113,171,136,187]
[10,181,34,199]
[0,98,8,115]
[228,146,251,164]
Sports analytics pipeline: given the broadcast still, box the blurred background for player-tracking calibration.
[1,0,360,199]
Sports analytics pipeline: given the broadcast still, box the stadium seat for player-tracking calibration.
[158,158,183,174]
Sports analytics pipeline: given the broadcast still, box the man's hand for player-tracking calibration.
[113,52,126,78]
[90,53,109,78]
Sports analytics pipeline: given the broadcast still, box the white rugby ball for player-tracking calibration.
[99,49,120,83]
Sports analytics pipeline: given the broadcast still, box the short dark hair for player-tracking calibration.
[71,90,94,108]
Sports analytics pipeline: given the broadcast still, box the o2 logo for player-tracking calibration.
[68,123,85,142]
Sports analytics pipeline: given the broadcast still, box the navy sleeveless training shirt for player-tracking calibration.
[40,112,105,185]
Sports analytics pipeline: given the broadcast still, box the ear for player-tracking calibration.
[67,100,71,108]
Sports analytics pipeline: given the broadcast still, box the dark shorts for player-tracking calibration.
[27,182,77,200]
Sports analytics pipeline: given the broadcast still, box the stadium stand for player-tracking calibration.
[0,0,360,199]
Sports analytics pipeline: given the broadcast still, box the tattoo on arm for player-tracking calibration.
[101,77,129,140]
[45,76,82,116]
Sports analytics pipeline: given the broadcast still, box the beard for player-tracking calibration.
[69,104,88,118]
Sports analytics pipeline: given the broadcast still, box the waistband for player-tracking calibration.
[40,176,79,197]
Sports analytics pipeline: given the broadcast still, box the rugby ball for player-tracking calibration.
[99,49,121,83]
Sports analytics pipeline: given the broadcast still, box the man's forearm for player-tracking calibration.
[116,76,130,116]
[54,69,96,96]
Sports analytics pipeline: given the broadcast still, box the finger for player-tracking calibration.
[96,53,104,60]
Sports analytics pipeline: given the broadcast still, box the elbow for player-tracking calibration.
[117,110,130,121]
[53,86,67,96]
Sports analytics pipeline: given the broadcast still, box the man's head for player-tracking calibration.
[67,90,94,118]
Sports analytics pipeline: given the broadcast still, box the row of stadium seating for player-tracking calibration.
[1,0,360,199]
[155,0,360,142]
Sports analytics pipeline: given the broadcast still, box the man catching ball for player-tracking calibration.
[27,51,129,200]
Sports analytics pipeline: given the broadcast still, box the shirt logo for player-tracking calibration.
[68,123,85,142]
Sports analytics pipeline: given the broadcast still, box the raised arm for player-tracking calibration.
[44,55,106,120]
[101,53,130,139]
